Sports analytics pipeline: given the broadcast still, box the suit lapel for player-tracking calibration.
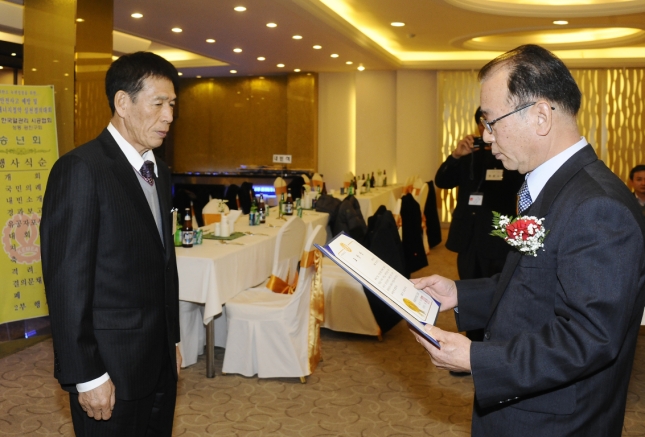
[485,145,598,321]
[155,165,174,261]
[99,129,165,253]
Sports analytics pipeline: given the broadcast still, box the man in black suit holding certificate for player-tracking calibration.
[41,52,181,436]
[411,44,645,436]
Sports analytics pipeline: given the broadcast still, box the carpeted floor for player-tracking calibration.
[2,237,645,436]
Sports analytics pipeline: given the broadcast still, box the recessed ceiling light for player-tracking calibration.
[292,35,303,40]
[330,54,339,58]
[553,20,569,25]
[172,27,182,33]
[64,73,68,76]
[277,64,285,68]
[11,53,16,56]
[313,45,322,50]
[206,38,216,43]
[196,75,202,78]
[131,13,143,19]
[391,22,405,27]
[31,68,37,71]
[76,18,84,22]
[346,61,353,65]
[234,6,247,12]
[230,70,238,74]
[257,56,266,61]
[294,68,301,72]
[0,66,3,70]
[357,66,365,71]
[266,23,277,28]
[259,76,265,79]
[178,72,183,76]
[233,48,243,53]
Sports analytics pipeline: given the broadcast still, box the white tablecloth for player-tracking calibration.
[336,184,403,218]
[176,210,329,324]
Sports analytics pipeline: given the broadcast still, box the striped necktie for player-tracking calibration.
[140,160,155,186]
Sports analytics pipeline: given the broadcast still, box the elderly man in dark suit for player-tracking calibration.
[41,52,181,436]
[411,44,645,436]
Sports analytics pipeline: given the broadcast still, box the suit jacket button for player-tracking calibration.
[484,331,491,340]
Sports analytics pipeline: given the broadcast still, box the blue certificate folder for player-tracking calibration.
[315,233,441,348]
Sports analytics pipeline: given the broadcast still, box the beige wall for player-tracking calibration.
[318,70,440,192]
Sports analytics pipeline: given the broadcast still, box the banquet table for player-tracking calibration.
[176,210,329,376]
[336,184,403,218]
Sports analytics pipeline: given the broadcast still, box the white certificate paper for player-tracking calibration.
[317,233,441,347]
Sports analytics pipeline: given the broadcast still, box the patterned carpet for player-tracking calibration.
[2,239,645,436]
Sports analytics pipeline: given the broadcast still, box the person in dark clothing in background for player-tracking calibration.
[435,107,523,348]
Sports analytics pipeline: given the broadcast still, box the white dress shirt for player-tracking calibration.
[524,137,588,203]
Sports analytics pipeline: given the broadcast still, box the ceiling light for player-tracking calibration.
[553,20,569,25]
[277,64,285,68]
[0,66,3,70]
[260,76,265,79]
[31,68,37,71]
[294,68,301,72]
[346,61,353,65]
[257,56,266,61]
[234,6,247,12]
[11,53,16,56]
[76,18,84,22]
[64,73,69,76]
[292,35,303,40]
[330,54,339,58]
[178,72,183,76]
[172,27,182,33]
[391,22,405,27]
[196,75,202,78]
[230,70,238,74]
[206,38,216,43]
[313,45,322,49]
[266,23,277,28]
[357,66,365,71]
[131,13,143,19]
[233,48,243,53]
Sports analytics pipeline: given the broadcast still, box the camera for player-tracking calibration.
[473,136,487,150]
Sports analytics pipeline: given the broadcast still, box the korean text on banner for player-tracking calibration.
[0,85,58,325]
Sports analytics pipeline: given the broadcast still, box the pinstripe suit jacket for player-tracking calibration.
[455,145,645,436]
[41,128,180,400]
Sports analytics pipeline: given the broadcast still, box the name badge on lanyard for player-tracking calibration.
[486,169,504,181]
[469,193,483,206]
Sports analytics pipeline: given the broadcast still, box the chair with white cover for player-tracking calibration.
[321,259,382,339]
[222,224,326,381]
[263,216,307,293]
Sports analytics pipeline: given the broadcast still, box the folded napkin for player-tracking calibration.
[311,173,323,190]
[274,177,287,196]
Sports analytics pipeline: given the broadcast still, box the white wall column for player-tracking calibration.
[318,72,356,191]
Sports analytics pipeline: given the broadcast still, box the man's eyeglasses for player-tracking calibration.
[480,102,554,134]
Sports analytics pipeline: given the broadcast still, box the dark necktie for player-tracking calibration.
[140,160,155,186]
[517,179,532,215]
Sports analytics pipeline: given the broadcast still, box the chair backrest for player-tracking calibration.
[272,216,307,283]
[414,182,429,211]
[287,224,325,304]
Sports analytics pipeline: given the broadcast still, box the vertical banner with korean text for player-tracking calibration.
[0,85,58,324]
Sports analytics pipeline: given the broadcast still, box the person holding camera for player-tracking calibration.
[435,107,523,348]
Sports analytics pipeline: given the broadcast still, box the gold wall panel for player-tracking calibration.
[172,74,317,174]
[438,68,645,224]
[287,74,318,171]
[23,0,76,156]
[437,70,480,223]
[74,0,113,147]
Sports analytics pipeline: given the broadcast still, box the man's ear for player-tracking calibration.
[114,90,129,118]
[535,101,553,137]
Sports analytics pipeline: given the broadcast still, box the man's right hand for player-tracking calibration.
[410,275,458,310]
[78,379,116,420]
[452,135,476,158]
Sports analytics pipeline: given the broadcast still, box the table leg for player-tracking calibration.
[206,319,215,378]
